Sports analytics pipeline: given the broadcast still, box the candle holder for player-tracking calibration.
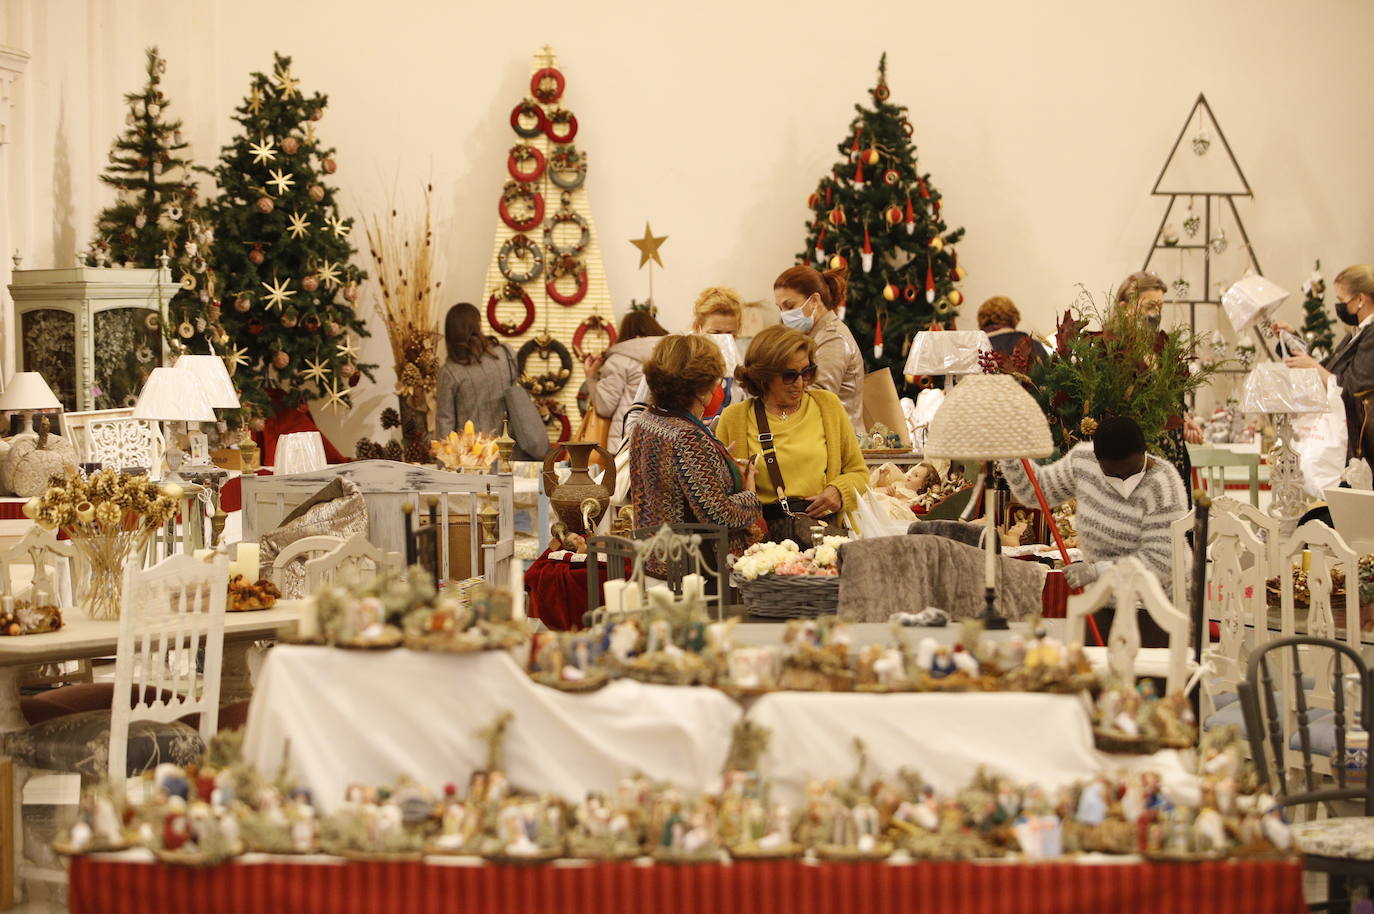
[479,488,500,546]
[496,420,516,473]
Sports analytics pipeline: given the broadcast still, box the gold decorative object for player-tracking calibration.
[542,441,615,534]
[496,420,516,473]
[478,489,500,546]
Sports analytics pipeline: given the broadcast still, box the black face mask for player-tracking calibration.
[1336,297,1361,327]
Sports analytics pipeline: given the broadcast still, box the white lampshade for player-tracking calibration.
[1222,274,1290,333]
[924,374,1054,460]
[1240,363,1327,415]
[903,330,991,377]
[0,372,62,411]
[175,354,241,409]
[132,367,216,422]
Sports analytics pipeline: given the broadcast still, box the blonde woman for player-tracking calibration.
[1275,263,1374,473]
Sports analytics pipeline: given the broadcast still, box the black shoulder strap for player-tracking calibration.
[753,398,791,513]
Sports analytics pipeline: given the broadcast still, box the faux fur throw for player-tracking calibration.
[836,534,1047,623]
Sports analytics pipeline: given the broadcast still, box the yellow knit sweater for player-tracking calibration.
[715,389,869,521]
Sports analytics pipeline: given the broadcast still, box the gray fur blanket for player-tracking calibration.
[836,534,1047,622]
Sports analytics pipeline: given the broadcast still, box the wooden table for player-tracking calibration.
[0,600,305,735]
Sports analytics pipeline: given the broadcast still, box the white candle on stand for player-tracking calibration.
[509,559,526,621]
[622,583,643,612]
[984,490,997,590]
[681,573,706,604]
[296,596,320,641]
[602,579,627,614]
[235,543,260,582]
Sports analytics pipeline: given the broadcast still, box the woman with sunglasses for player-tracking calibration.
[774,265,866,435]
[1273,263,1374,475]
[715,326,868,541]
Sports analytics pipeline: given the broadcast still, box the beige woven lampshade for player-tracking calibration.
[924,374,1054,460]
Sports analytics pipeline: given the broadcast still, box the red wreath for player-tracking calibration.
[499,187,546,232]
[540,399,572,444]
[509,101,548,137]
[547,266,589,306]
[546,110,579,143]
[506,145,547,183]
[530,67,565,103]
[486,287,536,336]
[903,284,919,302]
[572,315,617,359]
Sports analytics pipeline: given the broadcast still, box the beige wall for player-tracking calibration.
[3,0,1371,439]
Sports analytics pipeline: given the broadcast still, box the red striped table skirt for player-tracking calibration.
[68,856,1307,914]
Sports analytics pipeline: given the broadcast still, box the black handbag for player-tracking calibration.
[753,399,842,544]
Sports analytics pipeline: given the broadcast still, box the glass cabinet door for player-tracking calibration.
[93,308,163,410]
[20,308,77,410]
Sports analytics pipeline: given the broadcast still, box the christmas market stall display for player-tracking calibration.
[798,55,967,394]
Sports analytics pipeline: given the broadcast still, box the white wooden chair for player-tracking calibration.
[303,531,403,593]
[2,527,86,689]
[85,416,165,476]
[268,534,346,588]
[1198,497,1282,732]
[1169,507,1195,610]
[1273,520,1362,780]
[1067,556,1190,694]
[62,407,134,464]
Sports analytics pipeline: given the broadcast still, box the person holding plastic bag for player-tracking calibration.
[1273,263,1374,476]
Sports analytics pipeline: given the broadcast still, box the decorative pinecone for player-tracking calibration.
[380,407,401,430]
[403,439,428,465]
[1079,417,1098,437]
[383,440,404,461]
[354,439,383,460]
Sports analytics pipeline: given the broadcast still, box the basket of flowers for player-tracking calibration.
[729,537,846,619]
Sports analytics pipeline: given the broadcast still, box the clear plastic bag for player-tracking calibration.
[903,331,991,377]
[1240,363,1326,414]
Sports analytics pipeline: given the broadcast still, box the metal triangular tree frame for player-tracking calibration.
[1140,93,1268,364]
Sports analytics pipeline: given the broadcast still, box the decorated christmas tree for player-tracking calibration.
[1300,260,1335,361]
[202,52,372,421]
[84,47,221,408]
[797,54,966,393]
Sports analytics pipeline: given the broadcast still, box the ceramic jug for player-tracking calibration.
[542,441,616,534]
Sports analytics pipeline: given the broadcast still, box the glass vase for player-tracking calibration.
[70,529,146,621]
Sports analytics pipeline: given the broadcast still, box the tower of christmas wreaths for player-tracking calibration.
[798,54,966,395]
[481,46,614,447]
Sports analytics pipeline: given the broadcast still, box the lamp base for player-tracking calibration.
[982,585,1008,630]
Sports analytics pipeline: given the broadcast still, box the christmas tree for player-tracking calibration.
[84,47,220,409]
[202,52,373,421]
[797,54,966,393]
[1300,260,1335,360]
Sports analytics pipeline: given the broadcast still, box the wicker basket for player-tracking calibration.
[732,573,839,619]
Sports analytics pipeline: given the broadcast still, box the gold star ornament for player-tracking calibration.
[316,260,343,289]
[327,213,351,239]
[321,379,351,416]
[287,211,311,239]
[267,168,296,196]
[301,356,331,384]
[248,137,277,166]
[224,345,250,375]
[630,223,667,268]
[247,86,264,115]
[261,275,296,311]
[273,65,300,100]
[336,335,360,361]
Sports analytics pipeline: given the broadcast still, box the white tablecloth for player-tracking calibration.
[243,645,742,813]
[749,691,1197,807]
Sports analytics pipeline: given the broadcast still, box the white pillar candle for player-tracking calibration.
[681,573,706,604]
[509,559,526,621]
[621,584,643,612]
[296,596,320,641]
[602,579,627,614]
[646,584,675,612]
[235,543,260,582]
[985,490,997,590]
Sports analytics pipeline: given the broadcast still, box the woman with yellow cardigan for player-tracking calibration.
[716,325,868,541]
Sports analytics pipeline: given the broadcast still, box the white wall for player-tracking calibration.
[3,0,1372,440]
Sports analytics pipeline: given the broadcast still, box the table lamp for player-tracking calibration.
[176,353,242,460]
[133,366,215,480]
[0,371,62,435]
[1221,274,1290,334]
[903,330,991,381]
[924,373,1054,628]
[1240,363,1326,537]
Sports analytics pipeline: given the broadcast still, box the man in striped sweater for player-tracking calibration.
[999,416,1188,597]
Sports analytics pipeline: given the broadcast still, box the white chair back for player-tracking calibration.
[1201,497,1281,721]
[109,553,228,782]
[1066,557,1190,694]
[86,417,165,475]
[1169,507,1195,609]
[269,534,346,586]
[0,526,76,603]
[303,531,403,594]
[63,407,134,463]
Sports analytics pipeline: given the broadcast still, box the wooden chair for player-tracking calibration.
[1187,444,1262,508]
[1066,556,1190,694]
[85,416,165,475]
[267,534,346,589]
[1197,497,1282,734]
[3,553,229,892]
[1,527,88,690]
[1169,507,1195,611]
[62,407,135,464]
[1239,636,1374,912]
[303,531,403,593]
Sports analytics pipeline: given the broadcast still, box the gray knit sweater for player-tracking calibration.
[999,443,1188,595]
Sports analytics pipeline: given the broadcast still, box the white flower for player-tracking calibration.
[813,544,838,567]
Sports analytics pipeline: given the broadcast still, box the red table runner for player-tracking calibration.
[68,856,1306,914]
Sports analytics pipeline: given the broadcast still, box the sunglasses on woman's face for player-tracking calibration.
[778,364,818,385]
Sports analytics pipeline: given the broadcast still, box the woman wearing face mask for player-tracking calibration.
[1273,264,1374,474]
[629,334,763,566]
[715,326,868,541]
[773,265,866,435]
[584,309,668,453]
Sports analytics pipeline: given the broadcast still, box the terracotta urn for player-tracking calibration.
[542,441,616,534]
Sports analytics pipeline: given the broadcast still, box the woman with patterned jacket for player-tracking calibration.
[629,334,763,565]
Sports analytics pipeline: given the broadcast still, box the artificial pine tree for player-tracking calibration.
[1300,260,1335,360]
[202,52,373,421]
[797,54,966,394]
[85,47,219,409]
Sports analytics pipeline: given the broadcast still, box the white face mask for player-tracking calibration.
[706,333,740,379]
[1108,470,1146,499]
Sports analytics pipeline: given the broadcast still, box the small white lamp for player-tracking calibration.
[1241,363,1326,537]
[924,373,1054,627]
[1222,274,1290,334]
[174,354,241,409]
[0,371,62,435]
[904,330,992,379]
[133,367,215,479]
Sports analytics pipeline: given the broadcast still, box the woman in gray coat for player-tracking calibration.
[434,302,518,440]
[584,310,667,452]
